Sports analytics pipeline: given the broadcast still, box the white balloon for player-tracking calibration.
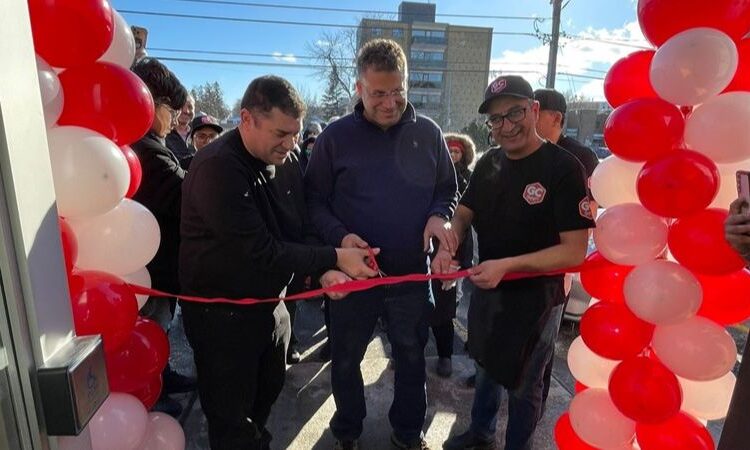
[685,92,750,163]
[121,267,151,310]
[590,156,643,208]
[89,393,148,450]
[650,27,738,106]
[569,389,636,449]
[140,412,186,450]
[593,203,669,266]
[35,55,64,127]
[624,260,703,325]
[652,316,737,381]
[48,126,130,219]
[99,10,136,69]
[679,371,736,420]
[567,336,620,389]
[711,160,750,208]
[69,198,161,276]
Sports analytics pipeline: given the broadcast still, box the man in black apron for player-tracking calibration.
[437,76,594,450]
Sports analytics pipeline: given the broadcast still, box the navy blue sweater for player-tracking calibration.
[304,102,458,273]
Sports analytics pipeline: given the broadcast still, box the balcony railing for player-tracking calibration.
[411,35,447,45]
[411,101,442,110]
[410,59,446,68]
[409,80,443,90]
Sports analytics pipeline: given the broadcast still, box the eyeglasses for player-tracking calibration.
[485,107,527,130]
[158,103,180,120]
[366,88,406,100]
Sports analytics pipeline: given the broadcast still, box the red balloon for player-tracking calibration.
[609,357,682,423]
[638,0,750,47]
[668,209,746,275]
[554,413,598,450]
[69,271,138,352]
[580,302,654,360]
[59,218,78,273]
[574,381,588,393]
[604,98,684,162]
[28,0,114,68]
[120,146,143,198]
[127,374,163,410]
[724,39,750,93]
[58,62,154,145]
[105,318,169,392]
[604,50,659,108]
[637,150,720,218]
[697,270,750,325]
[579,252,634,303]
[636,412,715,450]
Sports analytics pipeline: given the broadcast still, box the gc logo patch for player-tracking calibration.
[579,198,593,219]
[523,182,546,205]
[490,78,508,94]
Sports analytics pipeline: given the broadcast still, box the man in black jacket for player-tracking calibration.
[165,93,195,160]
[179,75,377,450]
[130,58,194,415]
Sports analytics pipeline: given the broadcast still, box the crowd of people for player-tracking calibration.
[129,37,603,450]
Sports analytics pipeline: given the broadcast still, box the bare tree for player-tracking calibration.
[191,81,230,120]
[306,29,358,105]
[295,83,324,122]
[563,90,594,104]
[230,98,242,118]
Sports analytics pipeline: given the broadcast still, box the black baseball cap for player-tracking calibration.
[190,115,223,137]
[478,75,534,113]
[534,88,567,114]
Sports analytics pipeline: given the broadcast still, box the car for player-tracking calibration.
[564,229,598,322]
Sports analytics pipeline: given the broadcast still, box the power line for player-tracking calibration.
[151,55,605,80]
[168,0,550,21]
[118,9,538,37]
[566,35,651,49]
[149,46,609,75]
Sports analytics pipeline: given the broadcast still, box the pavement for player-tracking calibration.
[165,282,740,450]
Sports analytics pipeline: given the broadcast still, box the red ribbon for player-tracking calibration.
[127,259,592,306]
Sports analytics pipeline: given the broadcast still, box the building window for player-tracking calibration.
[411,93,442,109]
[411,29,447,44]
[410,71,443,89]
[410,50,444,61]
[392,29,404,38]
[372,27,383,36]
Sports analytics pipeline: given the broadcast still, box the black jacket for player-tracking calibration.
[179,129,337,301]
[131,132,186,292]
[165,129,194,161]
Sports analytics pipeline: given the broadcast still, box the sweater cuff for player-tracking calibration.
[329,227,350,247]
[316,246,339,272]
[428,208,452,221]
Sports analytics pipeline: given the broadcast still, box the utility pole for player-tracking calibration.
[546,0,563,88]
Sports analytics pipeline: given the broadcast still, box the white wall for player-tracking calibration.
[0,1,91,449]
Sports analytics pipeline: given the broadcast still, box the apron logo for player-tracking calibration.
[523,182,546,205]
[579,198,593,219]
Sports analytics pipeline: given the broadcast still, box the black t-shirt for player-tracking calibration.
[461,142,595,266]
[557,135,599,179]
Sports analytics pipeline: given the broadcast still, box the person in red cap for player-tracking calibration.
[437,75,594,450]
[190,114,223,151]
[430,132,476,378]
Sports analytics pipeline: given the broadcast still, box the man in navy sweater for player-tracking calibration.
[305,39,458,450]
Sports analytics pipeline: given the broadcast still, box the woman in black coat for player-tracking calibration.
[430,133,476,378]
[130,58,193,415]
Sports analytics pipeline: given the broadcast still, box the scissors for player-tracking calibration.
[366,247,387,278]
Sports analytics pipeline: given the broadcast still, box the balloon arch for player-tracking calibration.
[557,1,750,449]
[30,0,183,448]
